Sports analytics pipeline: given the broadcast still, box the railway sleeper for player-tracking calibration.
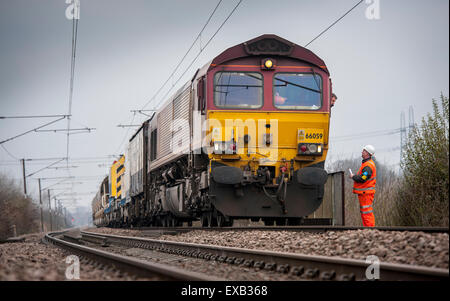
[243,259,254,267]
[264,262,277,271]
[254,261,265,269]
[304,268,320,279]
[276,264,290,274]
[225,257,236,264]
[338,273,356,281]
[217,255,227,263]
[320,270,336,281]
[291,266,305,276]
[234,258,245,265]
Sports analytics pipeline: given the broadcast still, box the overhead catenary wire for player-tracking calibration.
[130,110,155,118]
[38,176,76,181]
[143,0,243,112]
[26,158,66,178]
[139,0,359,113]
[304,0,364,47]
[47,165,79,170]
[0,114,70,119]
[114,1,225,155]
[0,116,67,145]
[0,156,119,167]
[140,0,224,111]
[326,147,401,162]
[331,128,402,142]
[114,111,137,155]
[44,182,84,190]
[24,155,116,161]
[66,5,80,163]
[35,127,95,133]
[46,185,83,191]
[115,1,242,155]
[1,144,19,160]
[138,0,362,127]
[117,124,141,128]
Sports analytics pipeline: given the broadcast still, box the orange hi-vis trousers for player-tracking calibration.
[358,193,375,227]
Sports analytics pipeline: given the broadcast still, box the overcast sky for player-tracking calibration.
[0,0,448,211]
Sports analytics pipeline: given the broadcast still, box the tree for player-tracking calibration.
[397,94,449,226]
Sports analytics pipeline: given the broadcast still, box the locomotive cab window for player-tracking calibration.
[273,73,322,110]
[214,72,263,109]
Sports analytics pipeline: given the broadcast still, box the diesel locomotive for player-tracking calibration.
[92,34,333,227]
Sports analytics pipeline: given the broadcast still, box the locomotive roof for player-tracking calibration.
[208,34,329,74]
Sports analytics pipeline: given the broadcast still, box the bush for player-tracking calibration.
[396,94,449,226]
[0,174,40,239]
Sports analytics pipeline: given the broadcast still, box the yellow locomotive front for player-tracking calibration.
[202,35,332,225]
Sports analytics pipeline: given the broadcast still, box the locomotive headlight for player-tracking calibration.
[262,58,276,70]
[298,143,323,155]
[308,144,317,153]
[213,142,224,154]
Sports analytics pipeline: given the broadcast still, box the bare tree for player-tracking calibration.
[0,173,40,239]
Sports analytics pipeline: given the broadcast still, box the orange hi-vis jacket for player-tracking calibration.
[352,159,376,194]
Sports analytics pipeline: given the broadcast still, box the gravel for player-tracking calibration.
[87,227,449,269]
[0,232,155,281]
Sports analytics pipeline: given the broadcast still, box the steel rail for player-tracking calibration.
[129,225,449,234]
[43,231,224,281]
[81,231,449,281]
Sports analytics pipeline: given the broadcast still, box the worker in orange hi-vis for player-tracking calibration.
[349,145,377,227]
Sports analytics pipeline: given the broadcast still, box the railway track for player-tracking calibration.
[80,230,449,281]
[42,231,224,281]
[128,225,449,234]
